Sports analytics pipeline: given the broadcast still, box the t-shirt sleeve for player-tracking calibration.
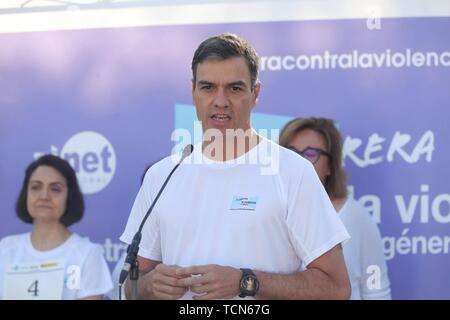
[119,166,162,261]
[285,161,350,268]
[77,244,114,299]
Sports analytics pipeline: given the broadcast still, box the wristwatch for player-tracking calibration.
[239,268,259,298]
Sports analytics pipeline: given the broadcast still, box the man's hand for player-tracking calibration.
[176,264,242,300]
[141,263,189,299]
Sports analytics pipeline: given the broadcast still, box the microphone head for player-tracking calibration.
[182,144,194,159]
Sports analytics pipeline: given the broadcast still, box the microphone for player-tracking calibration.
[118,144,194,295]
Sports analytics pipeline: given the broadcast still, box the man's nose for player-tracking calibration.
[213,88,229,108]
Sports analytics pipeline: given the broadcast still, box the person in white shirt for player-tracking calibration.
[279,117,391,299]
[0,155,113,300]
[120,33,351,300]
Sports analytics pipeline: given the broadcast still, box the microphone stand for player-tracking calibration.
[130,258,139,300]
[118,145,193,300]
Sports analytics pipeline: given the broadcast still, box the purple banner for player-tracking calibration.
[1,17,449,299]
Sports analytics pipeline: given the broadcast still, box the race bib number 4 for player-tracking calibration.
[3,261,65,300]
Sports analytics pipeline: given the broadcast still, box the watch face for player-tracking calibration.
[240,275,259,296]
[242,276,256,291]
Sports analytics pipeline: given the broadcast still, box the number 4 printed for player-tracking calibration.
[28,280,39,297]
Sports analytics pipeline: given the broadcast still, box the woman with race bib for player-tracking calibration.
[0,155,113,300]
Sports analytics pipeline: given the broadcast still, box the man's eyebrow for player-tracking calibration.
[197,80,214,86]
[196,80,249,88]
[228,80,248,88]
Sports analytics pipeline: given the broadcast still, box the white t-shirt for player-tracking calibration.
[121,137,350,299]
[339,198,391,300]
[0,232,113,300]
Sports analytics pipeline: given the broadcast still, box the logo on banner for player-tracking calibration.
[34,131,116,194]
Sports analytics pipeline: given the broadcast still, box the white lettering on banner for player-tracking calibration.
[282,55,296,70]
[350,185,449,260]
[396,185,450,224]
[102,238,127,263]
[61,132,116,194]
[442,52,450,66]
[33,131,117,194]
[351,184,450,225]
[387,131,434,163]
[383,229,450,261]
[364,133,385,166]
[260,49,450,71]
[348,185,381,223]
[343,130,434,168]
[432,194,450,223]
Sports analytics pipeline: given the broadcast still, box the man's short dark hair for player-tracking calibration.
[16,154,84,227]
[191,33,260,90]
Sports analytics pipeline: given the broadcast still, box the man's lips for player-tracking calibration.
[210,114,231,121]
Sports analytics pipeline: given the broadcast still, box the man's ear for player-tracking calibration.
[192,80,196,105]
[253,81,261,105]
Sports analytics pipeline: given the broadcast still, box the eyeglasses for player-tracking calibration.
[287,146,330,164]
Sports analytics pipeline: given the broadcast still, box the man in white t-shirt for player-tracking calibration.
[120,33,351,299]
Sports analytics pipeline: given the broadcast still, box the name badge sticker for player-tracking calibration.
[230,196,259,211]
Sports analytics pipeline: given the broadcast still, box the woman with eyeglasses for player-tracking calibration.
[279,117,391,300]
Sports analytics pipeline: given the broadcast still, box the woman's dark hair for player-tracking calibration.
[279,117,348,199]
[16,154,84,227]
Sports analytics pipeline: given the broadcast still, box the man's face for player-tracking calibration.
[192,56,260,135]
